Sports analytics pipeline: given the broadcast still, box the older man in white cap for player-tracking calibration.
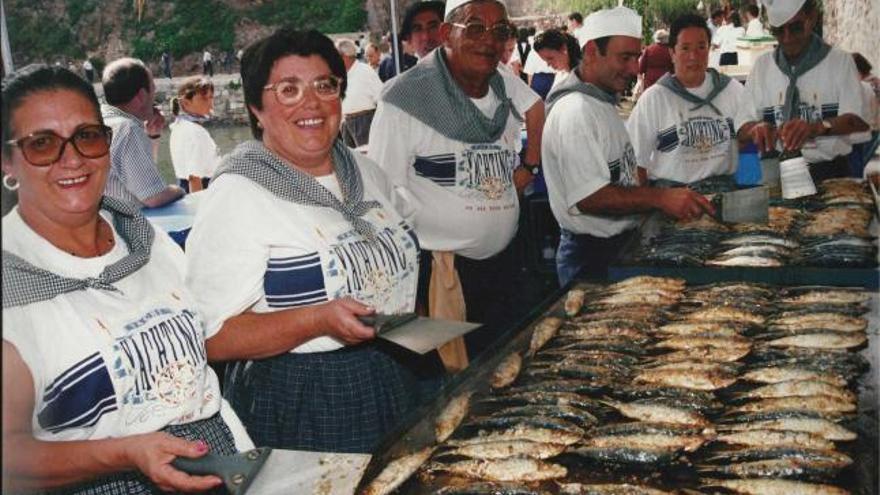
[747,0,868,182]
[542,6,715,287]
[369,0,544,368]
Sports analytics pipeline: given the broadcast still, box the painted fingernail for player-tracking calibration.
[196,440,209,452]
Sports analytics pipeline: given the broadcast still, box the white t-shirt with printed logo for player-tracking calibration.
[747,47,865,163]
[185,152,420,354]
[368,70,538,260]
[626,74,756,183]
[2,209,251,449]
[542,74,641,238]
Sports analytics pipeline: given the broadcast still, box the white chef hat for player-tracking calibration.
[578,6,643,48]
[444,0,507,20]
[763,0,807,27]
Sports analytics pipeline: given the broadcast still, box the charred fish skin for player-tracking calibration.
[740,367,848,387]
[490,353,523,389]
[715,429,835,450]
[728,395,857,414]
[422,457,568,482]
[486,405,599,429]
[632,368,737,391]
[436,392,474,443]
[434,482,550,495]
[698,458,851,481]
[735,379,856,403]
[361,447,435,495]
[566,445,684,465]
[438,440,568,460]
[700,478,851,495]
[459,415,585,437]
[529,317,563,356]
[557,482,677,495]
[600,398,710,427]
[704,447,853,468]
[566,288,588,317]
[765,332,867,350]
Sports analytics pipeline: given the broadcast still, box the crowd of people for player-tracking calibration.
[1,0,877,493]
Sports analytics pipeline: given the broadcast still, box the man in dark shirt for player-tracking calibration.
[379,1,445,81]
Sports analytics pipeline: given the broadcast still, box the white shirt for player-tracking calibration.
[169,118,222,179]
[747,46,866,162]
[2,209,251,450]
[523,49,556,75]
[342,61,383,115]
[185,153,419,353]
[368,70,539,259]
[626,74,756,183]
[542,73,641,238]
[83,60,93,71]
[716,24,745,53]
[746,18,765,37]
[202,51,212,63]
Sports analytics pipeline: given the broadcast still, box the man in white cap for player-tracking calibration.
[747,0,868,182]
[369,0,544,366]
[542,6,715,287]
[627,13,763,187]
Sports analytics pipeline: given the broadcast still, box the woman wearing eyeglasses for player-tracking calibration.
[169,76,221,193]
[185,29,421,453]
[1,65,252,493]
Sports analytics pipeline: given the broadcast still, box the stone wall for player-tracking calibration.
[823,0,879,71]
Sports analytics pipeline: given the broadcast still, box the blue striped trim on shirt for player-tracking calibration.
[608,159,622,183]
[414,153,456,187]
[657,126,679,152]
[761,107,776,125]
[820,103,839,120]
[38,352,117,434]
[264,253,329,308]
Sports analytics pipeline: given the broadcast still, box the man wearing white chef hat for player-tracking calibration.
[542,6,715,286]
[746,0,868,181]
[369,0,545,368]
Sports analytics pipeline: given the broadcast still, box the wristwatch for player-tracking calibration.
[521,162,541,175]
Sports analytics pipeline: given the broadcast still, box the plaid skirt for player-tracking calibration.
[225,344,418,453]
[40,413,237,495]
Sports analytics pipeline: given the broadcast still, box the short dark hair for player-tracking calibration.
[446,0,507,23]
[729,12,742,27]
[534,29,582,70]
[401,1,444,40]
[2,64,101,158]
[241,28,347,140]
[745,4,760,17]
[568,12,583,24]
[171,76,214,116]
[853,52,872,77]
[711,9,724,19]
[670,13,712,48]
[102,58,151,106]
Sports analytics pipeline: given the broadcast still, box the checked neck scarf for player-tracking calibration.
[656,68,733,116]
[215,139,381,242]
[381,48,522,143]
[2,197,155,309]
[773,34,831,121]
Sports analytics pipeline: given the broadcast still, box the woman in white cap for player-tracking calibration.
[627,13,761,188]
[747,0,868,182]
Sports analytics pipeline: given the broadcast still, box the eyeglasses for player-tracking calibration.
[770,20,806,37]
[263,75,342,106]
[450,21,515,41]
[5,124,112,167]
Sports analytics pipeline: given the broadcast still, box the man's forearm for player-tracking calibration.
[576,184,659,216]
[141,186,184,208]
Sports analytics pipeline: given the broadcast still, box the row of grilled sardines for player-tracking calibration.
[636,178,877,268]
[359,276,872,495]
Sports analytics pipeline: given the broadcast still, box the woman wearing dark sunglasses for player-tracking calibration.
[1,65,252,494]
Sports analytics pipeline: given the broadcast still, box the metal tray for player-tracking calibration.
[610,212,880,289]
[356,281,879,495]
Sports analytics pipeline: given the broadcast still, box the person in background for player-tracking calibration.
[365,42,382,70]
[567,12,584,40]
[185,28,422,454]
[849,53,880,177]
[542,7,715,287]
[716,11,745,66]
[708,9,724,41]
[370,0,544,367]
[523,35,557,100]
[379,1,445,81]
[747,0,868,182]
[202,49,214,77]
[1,64,251,494]
[534,29,581,89]
[336,38,383,148]
[161,51,172,79]
[169,76,221,193]
[639,28,674,91]
[744,4,766,37]
[627,14,761,187]
[82,58,94,83]
[101,58,184,208]
[499,32,522,77]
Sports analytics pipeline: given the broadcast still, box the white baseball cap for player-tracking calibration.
[578,6,643,48]
[763,0,807,27]
[444,0,507,20]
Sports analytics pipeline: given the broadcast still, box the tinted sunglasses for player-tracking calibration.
[6,124,112,166]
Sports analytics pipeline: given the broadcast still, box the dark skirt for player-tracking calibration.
[225,345,417,453]
[44,413,236,495]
